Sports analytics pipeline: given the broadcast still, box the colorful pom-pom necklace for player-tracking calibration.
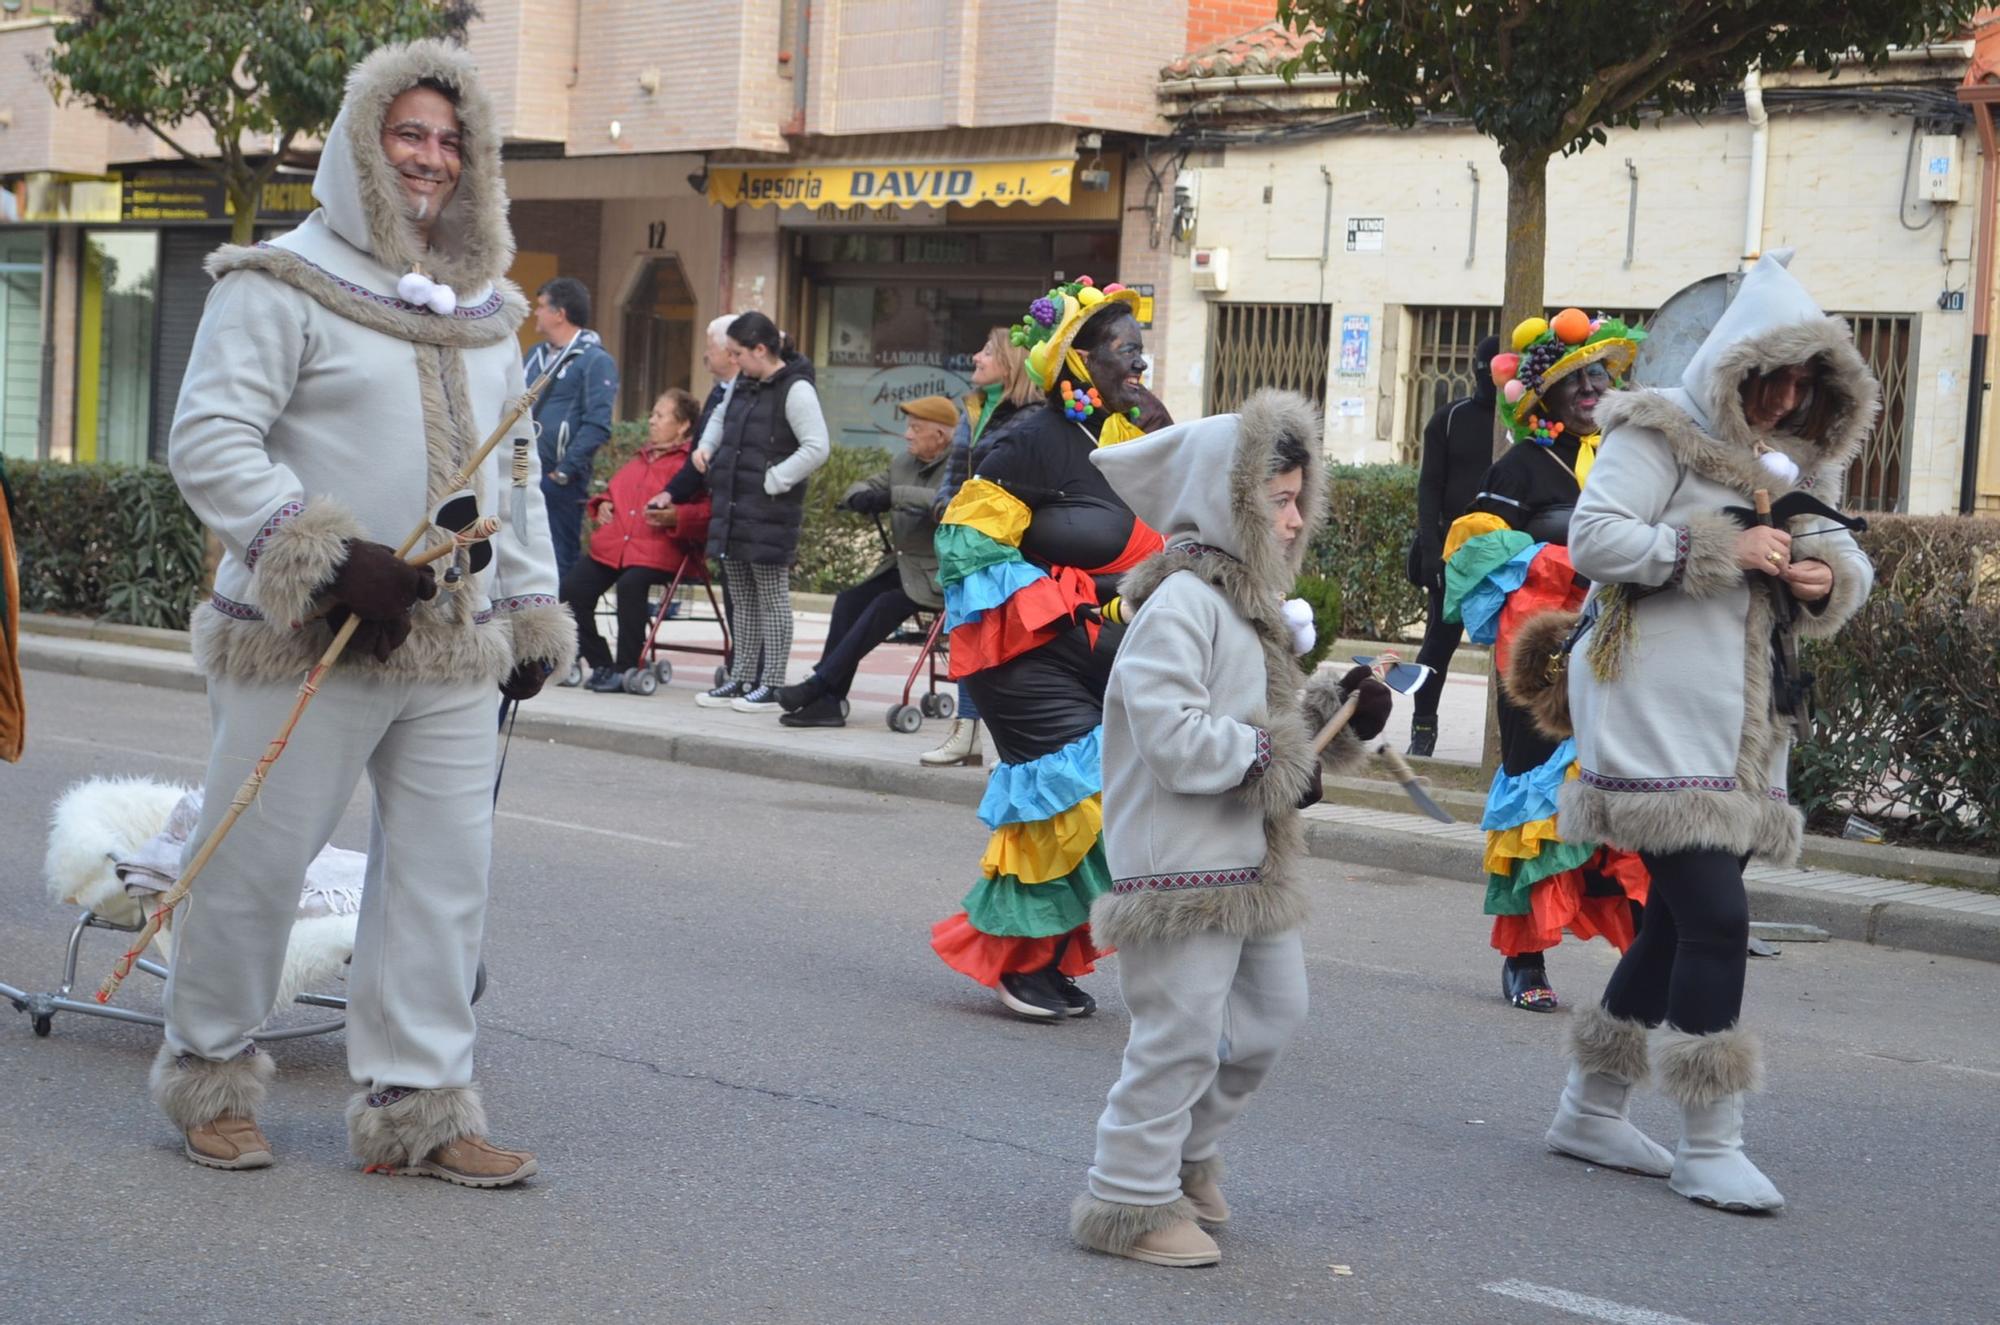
[1061,381,1102,420]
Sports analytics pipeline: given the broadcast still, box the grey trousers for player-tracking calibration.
[1087,928,1310,1206]
[163,672,495,1092]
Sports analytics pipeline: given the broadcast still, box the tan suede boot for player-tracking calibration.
[404,1136,539,1188]
[1072,1193,1221,1268]
[183,1115,276,1170]
[1180,1157,1230,1224]
[1119,1219,1221,1268]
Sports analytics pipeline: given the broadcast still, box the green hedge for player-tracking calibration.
[1303,463,1427,641]
[1792,515,2000,852]
[9,461,207,630]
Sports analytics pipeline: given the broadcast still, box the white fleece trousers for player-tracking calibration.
[163,672,494,1092]
[1087,927,1309,1206]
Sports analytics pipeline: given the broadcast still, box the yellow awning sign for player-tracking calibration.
[709,159,1073,209]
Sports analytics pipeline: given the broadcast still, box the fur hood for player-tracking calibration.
[314,39,514,295]
[1594,253,1879,503]
[1092,388,1327,627]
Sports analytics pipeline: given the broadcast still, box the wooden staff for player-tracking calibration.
[95,347,576,1003]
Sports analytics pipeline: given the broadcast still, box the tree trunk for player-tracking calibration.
[227,174,263,246]
[1479,147,1552,778]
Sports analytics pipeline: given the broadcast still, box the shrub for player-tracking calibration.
[1303,463,1426,641]
[1292,572,1344,673]
[10,462,206,629]
[1792,515,2000,852]
[793,445,894,594]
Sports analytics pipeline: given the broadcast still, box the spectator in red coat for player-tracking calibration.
[561,388,712,693]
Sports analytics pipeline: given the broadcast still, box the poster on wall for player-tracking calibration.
[1338,315,1371,377]
[818,285,985,446]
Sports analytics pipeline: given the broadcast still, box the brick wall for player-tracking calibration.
[0,21,108,176]
[1186,0,1278,50]
[511,199,605,302]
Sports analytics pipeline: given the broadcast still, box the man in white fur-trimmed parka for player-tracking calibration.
[155,40,575,1186]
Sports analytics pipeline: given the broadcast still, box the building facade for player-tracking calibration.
[1154,22,2000,515]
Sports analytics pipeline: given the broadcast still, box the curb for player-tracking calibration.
[20,628,1998,966]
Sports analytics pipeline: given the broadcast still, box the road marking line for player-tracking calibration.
[1482,1280,1707,1325]
[43,733,204,766]
[494,809,687,850]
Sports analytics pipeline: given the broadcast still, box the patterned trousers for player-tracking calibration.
[721,558,794,689]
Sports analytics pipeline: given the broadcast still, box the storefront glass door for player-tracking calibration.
[76,229,158,465]
[0,231,43,459]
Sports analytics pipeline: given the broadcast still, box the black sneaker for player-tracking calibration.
[1054,972,1096,1018]
[1407,716,1438,758]
[997,969,1066,1021]
[696,680,745,708]
[778,693,847,728]
[774,678,824,713]
[730,684,781,713]
[584,666,623,693]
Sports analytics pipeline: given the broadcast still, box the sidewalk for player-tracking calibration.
[19,611,2000,965]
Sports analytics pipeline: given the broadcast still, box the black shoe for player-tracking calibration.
[997,969,1067,1021]
[1407,716,1438,758]
[1502,955,1558,1012]
[774,678,824,713]
[584,666,623,693]
[1054,971,1096,1018]
[696,680,746,708]
[778,693,847,728]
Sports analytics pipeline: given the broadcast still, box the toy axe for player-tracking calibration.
[1309,652,1455,823]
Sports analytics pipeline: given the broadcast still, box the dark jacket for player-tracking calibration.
[848,446,950,609]
[932,392,1027,520]
[1413,341,1499,584]
[705,354,822,565]
[526,330,620,487]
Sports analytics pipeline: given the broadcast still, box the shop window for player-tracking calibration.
[76,230,158,466]
[0,231,43,460]
[1204,303,1332,418]
[618,256,696,423]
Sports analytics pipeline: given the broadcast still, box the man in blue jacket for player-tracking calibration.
[525,276,619,585]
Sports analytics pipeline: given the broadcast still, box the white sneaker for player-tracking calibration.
[730,685,781,713]
[695,681,745,708]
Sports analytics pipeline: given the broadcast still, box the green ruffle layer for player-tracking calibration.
[1482,836,1598,917]
[960,843,1112,938]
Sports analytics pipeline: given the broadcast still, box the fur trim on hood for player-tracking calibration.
[315,39,514,295]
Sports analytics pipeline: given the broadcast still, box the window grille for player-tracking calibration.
[1203,303,1332,417]
[1836,313,1917,512]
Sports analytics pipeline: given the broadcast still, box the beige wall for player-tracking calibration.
[1160,111,1988,516]
[0,21,111,177]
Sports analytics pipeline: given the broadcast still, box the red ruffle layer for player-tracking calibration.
[1494,543,1588,672]
[1490,846,1652,957]
[929,912,1108,987]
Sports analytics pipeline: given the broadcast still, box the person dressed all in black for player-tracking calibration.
[1406,334,1499,757]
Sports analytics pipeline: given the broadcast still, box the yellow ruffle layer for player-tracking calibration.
[1444,511,1510,562]
[980,795,1103,884]
[942,477,1031,547]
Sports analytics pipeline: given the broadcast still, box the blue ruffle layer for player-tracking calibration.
[944,559,1048,631]
[1480,737,1577,832]
[1459,542,1543,645]
[979,726,1101,830]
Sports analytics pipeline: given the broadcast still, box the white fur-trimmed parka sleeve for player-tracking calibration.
[1108,574,1262,795]
[1571,427,1741,599]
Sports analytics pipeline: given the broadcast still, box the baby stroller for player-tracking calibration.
[3,776,481,1042]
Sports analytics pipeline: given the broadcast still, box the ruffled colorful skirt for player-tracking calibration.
[929,727,1111,986]
[1445,515,1649,956]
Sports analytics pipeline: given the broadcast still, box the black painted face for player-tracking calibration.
[1539,361,1614,437]
[1084,313,1147,414]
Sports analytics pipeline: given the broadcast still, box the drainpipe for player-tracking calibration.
[1741,67,1769,268]
[1959,96,1996,513]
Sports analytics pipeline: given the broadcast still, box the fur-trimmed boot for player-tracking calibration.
[1179,1156,1229,1224]
[347,1086,538,1188]
[150,1042,276,1170]
[1545,1006,1673,1177]
[1071,1194,1219,1268]
[1655,1027,1784,1213]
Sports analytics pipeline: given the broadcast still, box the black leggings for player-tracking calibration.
[1600,848,1750,1035]
[562,558,675,672]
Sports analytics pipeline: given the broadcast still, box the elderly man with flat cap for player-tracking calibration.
[774,395,958,728]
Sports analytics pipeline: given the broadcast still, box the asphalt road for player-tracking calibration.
[2,671,1995,1325]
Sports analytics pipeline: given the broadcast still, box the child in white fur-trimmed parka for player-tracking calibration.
[1071,389,1393,1268]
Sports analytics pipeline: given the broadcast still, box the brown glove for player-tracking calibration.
[1338,665,1395,741]
[326,607,412,663]
[327,540,436,621]
[500,658,555,701]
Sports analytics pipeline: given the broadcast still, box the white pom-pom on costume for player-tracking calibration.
[397,271,435,305]
[1757,448,1802,485]
[1280,597,1316,656]
[426,286,458,316]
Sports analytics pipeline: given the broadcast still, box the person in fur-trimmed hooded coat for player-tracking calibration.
[1068,390,1392,1267]
[153,40,573,1186]
[1541,253,1877,1214]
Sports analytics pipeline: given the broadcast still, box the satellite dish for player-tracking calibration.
[1632,250,1797,387]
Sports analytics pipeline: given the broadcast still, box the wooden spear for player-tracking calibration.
[96,343,577,1004]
